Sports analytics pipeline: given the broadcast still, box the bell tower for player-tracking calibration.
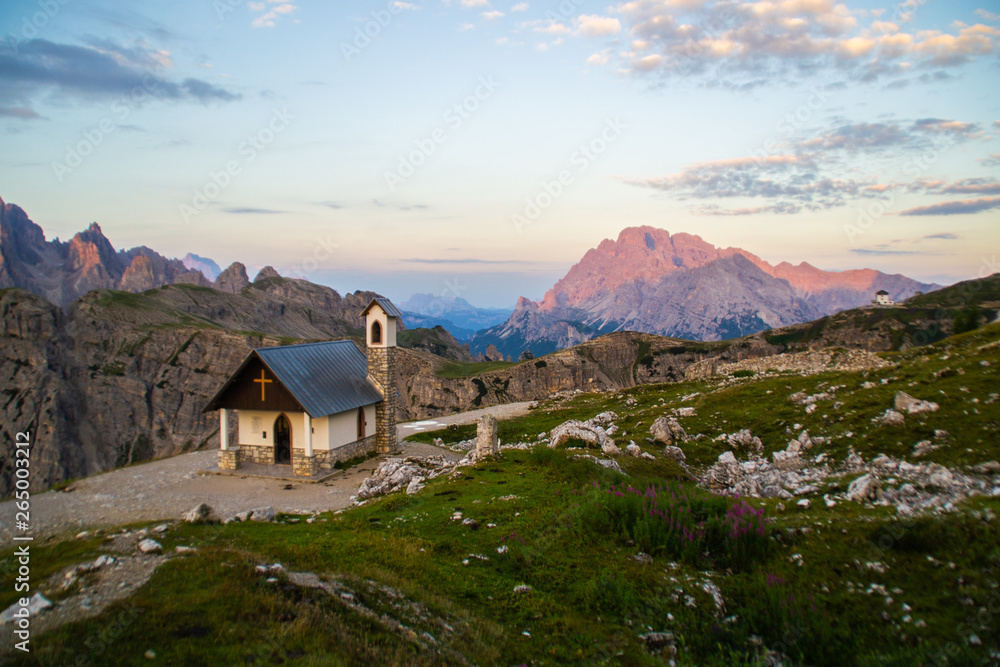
[361,297,399,454]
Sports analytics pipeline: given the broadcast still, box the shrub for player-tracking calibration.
[580,480,771,570]
[732,369,756,378]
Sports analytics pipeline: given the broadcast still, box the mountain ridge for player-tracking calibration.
[473,226,941,358]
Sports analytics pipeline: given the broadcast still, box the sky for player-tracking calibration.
[1,0,998,307]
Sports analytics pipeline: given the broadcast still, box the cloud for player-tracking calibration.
[459,22,476,31]
[402,258,531,265]
[980,153,1000,167]
[923,233,958,240]
[512,3,529,11]
[898,196,1000,216]
[912,118,983,139]
[594,0,999,84]
[222,207,287,214]
[460,0,489,6]
[0,106,42,120]
[250,1,298,28]
[0,39,240,104]
[482,10,505,21]
[625,153,879,212]
[849,247,921,255]
[798,122,911,152]
[575,15,622,37]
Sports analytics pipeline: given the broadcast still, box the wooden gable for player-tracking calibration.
[210,356,305,413]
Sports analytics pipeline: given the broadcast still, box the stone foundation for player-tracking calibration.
[224,436,378,476]
[292,449,318,477]
[218,449,238,471]
[314,435,378,470]
[237,444,275,465]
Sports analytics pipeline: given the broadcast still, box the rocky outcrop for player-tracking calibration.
[214,262,250,294]
[254,266,281,282]
[548,412,621,456]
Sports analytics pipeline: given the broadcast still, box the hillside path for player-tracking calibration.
[0,402,537,548]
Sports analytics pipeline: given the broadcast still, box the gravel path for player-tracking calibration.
[0,402,537,548]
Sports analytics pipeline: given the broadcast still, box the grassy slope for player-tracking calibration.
[3,325,999,666]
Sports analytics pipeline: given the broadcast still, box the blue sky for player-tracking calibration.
[1,0,998,307]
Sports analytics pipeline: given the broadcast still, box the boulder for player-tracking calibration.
[249,506,277,522]
[138,538,162,554]
[473,415,500,460]
[650,417,687,445]
[894,392,939,415]
[663,446,686,463]
[726,429,763,452]
[183,503,212,523]
[549,419,618,455]
[847,474,881,503]
[625,443,641,457]
[873,409,905,426]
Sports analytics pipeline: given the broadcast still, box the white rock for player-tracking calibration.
[138,539,162,554]
[895,392,939,415]
[249,506,277,522]
[182,503,212,523]
[797,499,811,509]
[847,474,881,503]
[718,451,737,465]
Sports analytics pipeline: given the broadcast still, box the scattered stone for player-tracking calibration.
[663,446,686,463]
[650,417,687,445]
[626,442,641,457]
[356,456,453,501]
[797,499,811,509]
[152,523,169,534]
[513,584,532,594]
[873,409,905,426]
[726,429,763,452]
[640,452,656,461]
[1,593,53,625]
[673,407,696,417]
[847,474,881,503]
[572,454,625,474]
[640,632,675,649]
[632,552,653,564]
[182,503,212,523]
[249,506,277,522]
[138,539,162,554]
[405,477,425,495]
[144,650,157,660]
[895,392,939,415]
[175,546,195,554]
[550,416,620,455]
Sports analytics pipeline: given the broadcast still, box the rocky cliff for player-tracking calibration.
[0,197,213,309]
[473,226,940,358]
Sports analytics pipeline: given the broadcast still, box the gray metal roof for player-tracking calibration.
[360,296,403,319]
[255,340,384,418]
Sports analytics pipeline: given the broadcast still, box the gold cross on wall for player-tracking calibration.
[254,369,272,401]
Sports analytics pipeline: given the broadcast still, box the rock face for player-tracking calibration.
[472,226,937,358]
[214,262,250,294]
[0,197,210,308]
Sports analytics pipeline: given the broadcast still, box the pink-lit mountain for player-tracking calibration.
[473,226,940,357]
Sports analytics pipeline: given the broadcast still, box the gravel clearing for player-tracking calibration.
[0,402,536,548]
